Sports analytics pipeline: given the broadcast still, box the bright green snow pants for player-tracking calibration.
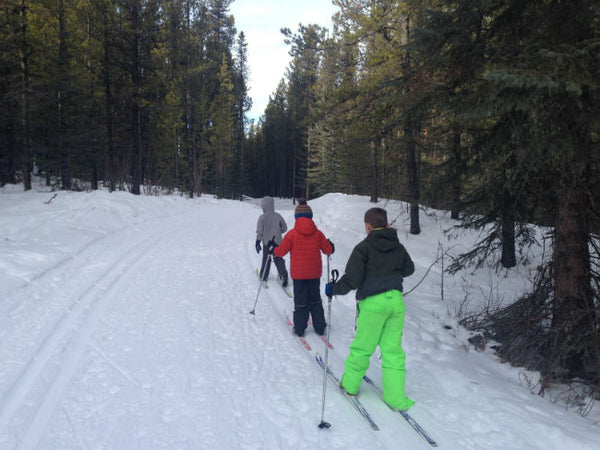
[340,290,415,410]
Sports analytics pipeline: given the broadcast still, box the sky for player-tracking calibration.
[230,0,339,122]
[0,180,598,448]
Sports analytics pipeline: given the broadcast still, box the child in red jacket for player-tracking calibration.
[273,199,333,337]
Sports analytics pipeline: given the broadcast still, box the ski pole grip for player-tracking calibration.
[331,269,339,283]
[325,270,338,300]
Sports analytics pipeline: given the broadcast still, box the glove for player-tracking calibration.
[266,240,277,255]
[325,282,335,297]
[255,239,261,254]
[328,239,335,254]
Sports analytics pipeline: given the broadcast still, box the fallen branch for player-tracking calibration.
[44,193,58,205]
[404,244,455,297]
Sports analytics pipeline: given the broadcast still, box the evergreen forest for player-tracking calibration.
[1,1,599,392]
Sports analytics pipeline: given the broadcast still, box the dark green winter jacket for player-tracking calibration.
[332,227,414,300]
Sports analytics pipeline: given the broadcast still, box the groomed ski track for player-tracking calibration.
[2,193,596,449]
[0,195,424,449]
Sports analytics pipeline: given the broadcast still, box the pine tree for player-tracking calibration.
[282,23,328,200]
[409,0,528,266]
[232,31,251,197]
[211,54,235,197]
[443,0,599,383]
[0,0,20,186]
[306,34,343,196]
[261,80,293,197]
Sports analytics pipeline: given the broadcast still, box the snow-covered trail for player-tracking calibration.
[0,189,598,449]
[0,194,397,449]
[0,196,301,448]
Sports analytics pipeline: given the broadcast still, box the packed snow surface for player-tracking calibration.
[0,185,598,449]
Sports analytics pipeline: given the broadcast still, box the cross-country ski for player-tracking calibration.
[316,355,380,431]
[363,375,438,446]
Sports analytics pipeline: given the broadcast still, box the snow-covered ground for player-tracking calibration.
[0,184,598,449]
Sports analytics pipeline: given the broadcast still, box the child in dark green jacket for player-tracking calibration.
[326,207,415,410]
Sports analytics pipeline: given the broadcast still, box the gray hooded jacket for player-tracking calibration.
[256,197,287,245]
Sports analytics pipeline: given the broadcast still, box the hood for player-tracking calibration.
[260,196,275,213]
[295,217,317,236]
[366,227,401,252]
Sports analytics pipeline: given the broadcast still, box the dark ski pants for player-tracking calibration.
[260,247,287,282]
[292,278,326,336]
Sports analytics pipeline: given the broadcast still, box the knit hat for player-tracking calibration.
[294,199,313,219]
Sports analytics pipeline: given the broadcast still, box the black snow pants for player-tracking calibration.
[292,278,326,336]
[260,246,287,282]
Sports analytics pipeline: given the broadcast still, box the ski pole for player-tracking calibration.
[250,237,276,315]
[250,253,271,315]
[318,256,338,429]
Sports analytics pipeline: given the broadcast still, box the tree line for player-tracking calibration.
[1,0,250,197]
[1,1,599,388]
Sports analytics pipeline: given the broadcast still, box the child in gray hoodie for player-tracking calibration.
[256,196,289,286]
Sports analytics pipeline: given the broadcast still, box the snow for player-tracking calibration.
[0,184,598,449]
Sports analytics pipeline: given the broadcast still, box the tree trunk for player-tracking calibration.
[450,129,461,220]
[19,0,32,191]
[102,1,115,192]
[131,92,142,195]
[91,160,98,190]
[500,205,516,268]
[183,3,194,199]
[58,0,71,190]
[185,91,194,198]
[292,141,297,200]
[130,1,142,195]
[369,139,378,202]
[552,182,594,378]
[406,122,420,234]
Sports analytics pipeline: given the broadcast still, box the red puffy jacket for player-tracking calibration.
[274,217,333,280]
